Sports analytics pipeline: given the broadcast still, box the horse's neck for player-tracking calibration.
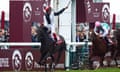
[92,32,102,43]
[42,34,54,45]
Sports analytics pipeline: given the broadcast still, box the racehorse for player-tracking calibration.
[89,29,117,69]
[37,25,66,72]
[114,29,120,67]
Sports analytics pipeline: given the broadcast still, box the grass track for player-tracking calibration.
[2,67,120,72]
[66,67,120,72]
[57,68,120,72]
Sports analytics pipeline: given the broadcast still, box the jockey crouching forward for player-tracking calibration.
[94,21,113,47]
[43,5,69,43]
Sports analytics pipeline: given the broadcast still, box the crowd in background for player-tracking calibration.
[0,21,9,49]
[76,22,89,42]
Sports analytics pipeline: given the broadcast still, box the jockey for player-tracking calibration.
[94,21,113,45]
[43,5,69,42]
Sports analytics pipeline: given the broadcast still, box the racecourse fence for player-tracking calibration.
[0,42,92,71]
[66,41,92,71]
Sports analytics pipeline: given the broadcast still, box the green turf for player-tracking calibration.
[2,67,120,72]
[57,67,120,72]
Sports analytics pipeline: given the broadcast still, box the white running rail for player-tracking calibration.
[0,42,92,71]
[0,42,41,46]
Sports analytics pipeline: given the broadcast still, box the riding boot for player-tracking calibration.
[104,37,110,51]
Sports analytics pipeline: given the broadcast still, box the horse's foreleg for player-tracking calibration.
[44,59,48,72]
[49,55,55,72]
[100,56,104,67]
[89,57,94,70]
[39,52,48,65]
[112,50,118,67]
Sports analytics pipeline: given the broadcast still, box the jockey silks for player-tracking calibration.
[43,8,66,33]
[94,23,110,37]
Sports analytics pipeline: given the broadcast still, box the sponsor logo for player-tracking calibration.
[85,0,92,14]
[23,2,32,22]
[25,52,34,71]
[12,50,22,71]
[102,4,110,22]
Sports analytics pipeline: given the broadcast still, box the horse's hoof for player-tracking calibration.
[93,61,100,70]
[95,64,100,70]
[118,65,120,68]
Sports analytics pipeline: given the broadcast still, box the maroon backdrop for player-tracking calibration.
[76,0,110,23]
[10,0,45,42]
[0,49,65,71]
[4,1,65,71]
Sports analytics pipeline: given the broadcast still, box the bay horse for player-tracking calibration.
[37,25,66,72]
[89,29,117,69]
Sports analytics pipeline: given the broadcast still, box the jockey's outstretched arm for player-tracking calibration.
[54,4,69,16]
[54,8,66,16]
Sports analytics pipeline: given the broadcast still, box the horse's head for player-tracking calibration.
[37,25,50,42]
[89,29,98,41]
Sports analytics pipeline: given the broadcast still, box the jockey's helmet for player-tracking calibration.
[95,21,101,27]
[45,6,52,13]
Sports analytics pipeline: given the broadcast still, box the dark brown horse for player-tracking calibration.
[89,29,117,69]
[114,29,120,67]
[37,25,66,72]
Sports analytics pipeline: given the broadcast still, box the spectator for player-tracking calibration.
[0,29,5,42]
[76,31,80,42]
[76,31,86,42]
[0,29,8,49]
[31,26,38,42]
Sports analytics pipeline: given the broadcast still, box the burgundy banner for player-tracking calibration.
[10,0,51,42]
[76,0,110,23]
[0,48,65,71]
[85,3,110,23]
[1,11,5,29]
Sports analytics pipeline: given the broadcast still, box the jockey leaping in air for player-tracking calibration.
[43,1,70,42]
